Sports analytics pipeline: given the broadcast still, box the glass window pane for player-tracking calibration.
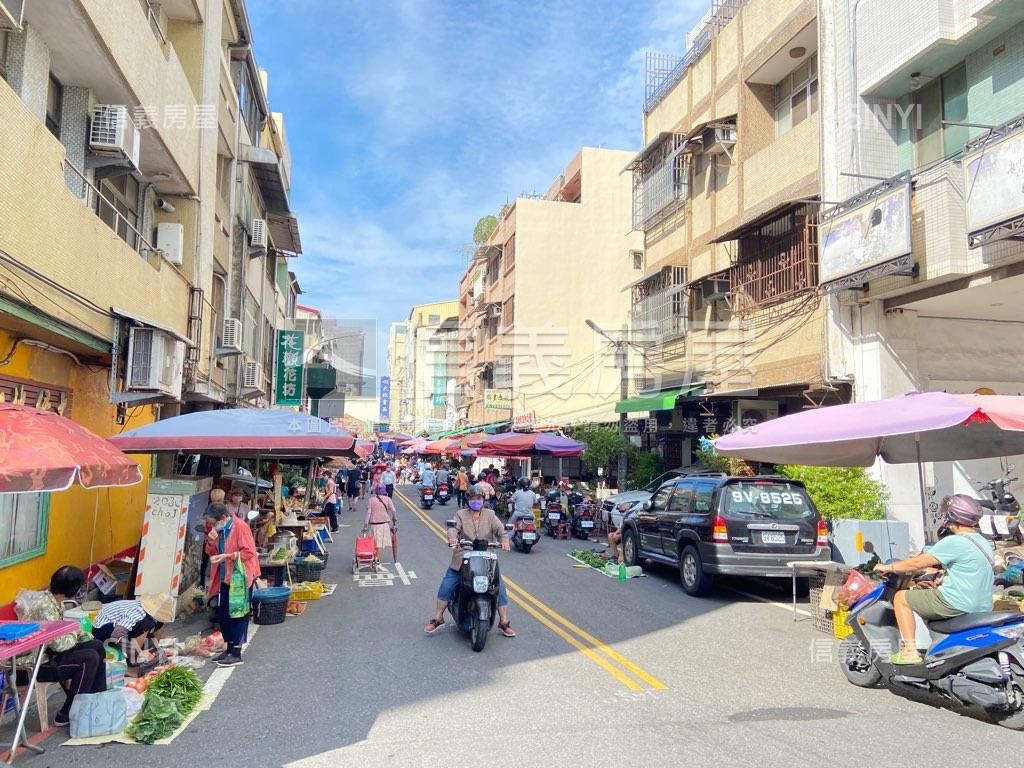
[0,493,46,564]
[792,86,808,127]
[915,78,943,166]
[809,78,819,116]
[775,99,791,137]
[942,65,969,157]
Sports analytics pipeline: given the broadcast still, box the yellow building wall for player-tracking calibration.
[0,80,193,343]
[0,331,156,605]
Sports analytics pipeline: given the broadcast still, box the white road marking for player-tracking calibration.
[726,587,813,617]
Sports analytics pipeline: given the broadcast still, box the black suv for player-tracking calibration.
[620,473,829,596]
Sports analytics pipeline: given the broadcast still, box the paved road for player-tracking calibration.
[30,485,1024,766]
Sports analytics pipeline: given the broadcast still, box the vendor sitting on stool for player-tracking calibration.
[92,594,175,665]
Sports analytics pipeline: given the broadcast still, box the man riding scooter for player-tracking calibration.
[874,494,994,664]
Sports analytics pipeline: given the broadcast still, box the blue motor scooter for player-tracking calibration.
[839,572,1024,729]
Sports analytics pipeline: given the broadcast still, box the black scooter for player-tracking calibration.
[570,498,596,540]
[973,465,1021,542]
[543,488,565,536]
[445,522,503,652]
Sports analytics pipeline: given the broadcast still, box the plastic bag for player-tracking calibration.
[69,690,128,738]
[835,569,877,608]
[228,555,250,618]
[13,589,50,620]
[121,686,145,718]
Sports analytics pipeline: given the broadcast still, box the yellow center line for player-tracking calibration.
[394,487,668,692]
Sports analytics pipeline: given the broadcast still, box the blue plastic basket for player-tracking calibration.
[251,586,291,601]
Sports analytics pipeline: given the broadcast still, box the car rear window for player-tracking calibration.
[721,481,814,520]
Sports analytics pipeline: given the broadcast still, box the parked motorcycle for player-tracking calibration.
[972,465,1021,543]
[543,488,565,536]
[570,498,596,540]
[436,482,450,506]
[511,518,539,553]
[838,572,1024,729]
[420,486,435,509]
[445,523,502,652]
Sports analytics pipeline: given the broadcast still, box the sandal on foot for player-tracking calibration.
[890,649,923,665]
[499,622,516,638]
[424,618,444,634]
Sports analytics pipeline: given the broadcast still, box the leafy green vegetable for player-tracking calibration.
[570,550,611,569]
[146,667,204,715]
[126,692,183,744]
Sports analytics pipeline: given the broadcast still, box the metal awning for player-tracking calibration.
[615,383,705,414]
[239,143,290,214]
[111,307,190,343]
[621,265,675,293]
[623,132,682,172]
[268,213,301,255]
[710,197,812,243]
[684,114,737,142]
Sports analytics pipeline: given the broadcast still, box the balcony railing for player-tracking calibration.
[64,160,159,257]
[631,265,688,342]
[644,0,747,113]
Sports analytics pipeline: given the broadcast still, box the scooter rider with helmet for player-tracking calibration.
[424,484,516,638]
[509,477,539,531]
[874,494,994,664]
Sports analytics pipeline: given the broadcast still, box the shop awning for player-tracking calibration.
[615,383,704,414]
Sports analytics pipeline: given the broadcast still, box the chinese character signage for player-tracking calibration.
[275,330,304,406]
[379,376,391,421]
[483,388,512,410]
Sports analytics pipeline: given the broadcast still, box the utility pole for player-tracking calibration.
[587,319,630,492]
[615,337,628,492]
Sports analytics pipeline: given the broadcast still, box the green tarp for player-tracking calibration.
[614,384,704,414]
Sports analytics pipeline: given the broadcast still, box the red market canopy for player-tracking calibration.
[422,437,457,455]
[476,431,586,458]
[109,408,357,458]
[0,403,143,492]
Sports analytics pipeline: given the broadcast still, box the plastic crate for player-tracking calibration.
[290,582,324,601]
[832,607,853,639]
[291,559,325,582]
[808,572,833,634]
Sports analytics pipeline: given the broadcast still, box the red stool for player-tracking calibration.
[553,521,571,540]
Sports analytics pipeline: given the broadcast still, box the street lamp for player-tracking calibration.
[586,319,629,491]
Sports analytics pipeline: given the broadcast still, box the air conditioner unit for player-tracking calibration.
[126,327,184,399]
[735,399,779,429]
[701,278,731,302]
[89,105,141,168]
[156,222,184,266]
[0,0,25,29]
[242,360,262,390]
[221,318,242,352]
[250,218,267,250]
[702,124,737,156]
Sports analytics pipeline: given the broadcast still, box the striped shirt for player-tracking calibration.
[93,600,148,630]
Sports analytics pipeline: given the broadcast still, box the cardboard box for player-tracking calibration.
[993,597,1024,612]
[91,559,134,596]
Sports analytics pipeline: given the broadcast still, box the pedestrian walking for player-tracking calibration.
[362,483,398,565]
[346,466,362,511]
[322,470,339,532]
[382,463,397,497]
[455,466,470,508]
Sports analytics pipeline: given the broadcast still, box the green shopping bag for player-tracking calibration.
[228,555,250,618]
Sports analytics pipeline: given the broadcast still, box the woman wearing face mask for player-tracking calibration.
[423,485,516,638]
[204,503,260,666]
[225,488,250,520]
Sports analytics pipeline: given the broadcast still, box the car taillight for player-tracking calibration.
[712,515,728,544]
[817,519,829,547]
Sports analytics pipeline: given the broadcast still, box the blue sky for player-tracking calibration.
[248,0,705,373]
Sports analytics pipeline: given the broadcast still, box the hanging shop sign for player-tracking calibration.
[483,388,512,410]
[379,376,391,421]
[819,181,912,284]
[513,410,535,429]
[275,330,305,407]
[963,124,1024,245]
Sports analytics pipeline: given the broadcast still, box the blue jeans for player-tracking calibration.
[436,567,508,607]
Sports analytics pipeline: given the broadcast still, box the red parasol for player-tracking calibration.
[0,403,143,492]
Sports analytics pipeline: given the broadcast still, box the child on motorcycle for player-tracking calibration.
[424,485,516,638]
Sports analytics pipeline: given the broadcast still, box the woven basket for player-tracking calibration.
[252,597,288,625]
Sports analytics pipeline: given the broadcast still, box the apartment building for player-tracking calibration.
[457,148,641,431]
[387,321,410,431]
[0,0,299,601]
[621,0,845,469]
[819,0,1024,544]
[402,300,459,435]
